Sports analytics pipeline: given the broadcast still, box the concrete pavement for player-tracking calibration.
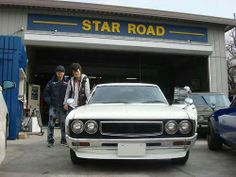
[0,129,236,177]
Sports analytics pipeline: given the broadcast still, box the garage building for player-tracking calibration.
[0,0,236,125]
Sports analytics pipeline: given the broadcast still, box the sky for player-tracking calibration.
[59,0,236,19]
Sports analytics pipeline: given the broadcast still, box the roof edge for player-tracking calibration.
[1,0,236,28]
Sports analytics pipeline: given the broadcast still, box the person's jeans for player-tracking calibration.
[47,106,67,144]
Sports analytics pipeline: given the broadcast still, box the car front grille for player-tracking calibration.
[69,119,195,138]
[100,121,163,137]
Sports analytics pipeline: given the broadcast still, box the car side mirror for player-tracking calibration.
[3,81,15,90]
[210,103,216,111]
[184,98,193,105]
[67,98,75,108]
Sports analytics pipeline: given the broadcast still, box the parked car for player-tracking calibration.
[0,81,15,165]
[207,97,236,150]
[173,89,230,134]
[66,83,197,165]
[190,93,230,132]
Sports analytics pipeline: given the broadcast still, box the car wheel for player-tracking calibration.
[171,151,189,165]
[70,149,85,164]
[207,122,222,150]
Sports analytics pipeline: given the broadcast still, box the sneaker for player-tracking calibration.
[60,142,68,147]
[48,143,54,148]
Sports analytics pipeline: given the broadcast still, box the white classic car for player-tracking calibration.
[0,81,15,165]
[66,83,197,165]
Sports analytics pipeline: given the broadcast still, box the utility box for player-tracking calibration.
[28,84,40,114]
[0,36,27,140]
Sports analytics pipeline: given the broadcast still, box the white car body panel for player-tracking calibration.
[67,104,192,120]
[0,86,8,165]
[66,83,197,161]
[66,135,197,160]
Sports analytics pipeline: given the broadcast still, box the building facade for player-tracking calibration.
[0,0,235,98]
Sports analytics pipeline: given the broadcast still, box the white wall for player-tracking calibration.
[208,25,228,95]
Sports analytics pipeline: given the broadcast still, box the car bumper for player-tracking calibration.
[0,131,6,165]
[197,121,208,129]
[197,116,208,129]
[66,133,197,160]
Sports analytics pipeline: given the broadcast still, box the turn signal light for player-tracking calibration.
[79,142,90,146]
[173,141,191,146]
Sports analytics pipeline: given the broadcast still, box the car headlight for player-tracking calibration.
[71,120,84,134]
[179,120,192,134]
[85,120,98,134]
[165,120,178,134]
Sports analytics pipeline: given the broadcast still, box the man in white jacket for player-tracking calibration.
[63,63,90,111]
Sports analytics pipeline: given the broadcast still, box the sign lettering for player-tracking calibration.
[28,14,208,42]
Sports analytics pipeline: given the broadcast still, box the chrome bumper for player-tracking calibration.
[66,133,197,160]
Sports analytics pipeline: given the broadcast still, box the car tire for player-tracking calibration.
[207,121,222,150]
[70,149,85,165]
[171,151,189,165]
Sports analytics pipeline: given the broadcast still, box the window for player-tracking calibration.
[89,85,167,104]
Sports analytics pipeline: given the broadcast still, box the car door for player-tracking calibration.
[218,100,236,145]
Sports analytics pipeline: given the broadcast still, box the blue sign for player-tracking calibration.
[27,14,208,42]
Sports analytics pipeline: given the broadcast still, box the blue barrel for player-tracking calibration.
[0,36,27,140]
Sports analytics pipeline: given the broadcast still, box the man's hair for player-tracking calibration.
[71,63,82,72]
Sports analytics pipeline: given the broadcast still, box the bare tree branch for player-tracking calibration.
[226,27,236,94]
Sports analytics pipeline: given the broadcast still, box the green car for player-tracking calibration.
[173,88,230,134]
[190,93,230,133]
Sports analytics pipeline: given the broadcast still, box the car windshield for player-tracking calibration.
[191,94,230,107]
[89,85,168,104]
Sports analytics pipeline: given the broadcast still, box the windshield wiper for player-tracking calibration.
[142,100,165,103]
[98,101,129,104]
[201,96,216,111]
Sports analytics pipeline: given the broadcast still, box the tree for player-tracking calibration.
[226,25,236,96]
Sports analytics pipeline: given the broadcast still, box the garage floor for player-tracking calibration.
[1,129,235,177]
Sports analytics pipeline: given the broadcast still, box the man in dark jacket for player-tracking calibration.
[44,65,68,147]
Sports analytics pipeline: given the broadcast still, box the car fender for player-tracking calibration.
[209,116,219,134]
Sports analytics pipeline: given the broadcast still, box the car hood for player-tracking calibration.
[195,105,228,116]
[67,103,190,119]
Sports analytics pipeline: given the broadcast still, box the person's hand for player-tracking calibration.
[64,104,68,111]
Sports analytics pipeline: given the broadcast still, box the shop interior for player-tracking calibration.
[26,46,209,124]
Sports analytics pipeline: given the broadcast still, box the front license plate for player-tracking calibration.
[118,143,146,157]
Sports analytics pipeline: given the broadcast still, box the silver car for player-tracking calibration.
[0,81,15,165]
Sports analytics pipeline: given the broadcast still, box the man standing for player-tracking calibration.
[44,65,68,147]
[63,63,90,111]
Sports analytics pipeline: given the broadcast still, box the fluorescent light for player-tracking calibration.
[126,77,138,80]
[88,76,102,79]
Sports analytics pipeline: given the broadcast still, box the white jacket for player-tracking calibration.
[63,74,90,107]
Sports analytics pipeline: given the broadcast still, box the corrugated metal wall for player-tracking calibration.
[0,7,27,36]
[208,26,228,95]
[0,6,229,95]
[0,36,27,139]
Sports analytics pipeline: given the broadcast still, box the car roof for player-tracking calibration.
[96,83,158,87]
[191,92,225,95]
